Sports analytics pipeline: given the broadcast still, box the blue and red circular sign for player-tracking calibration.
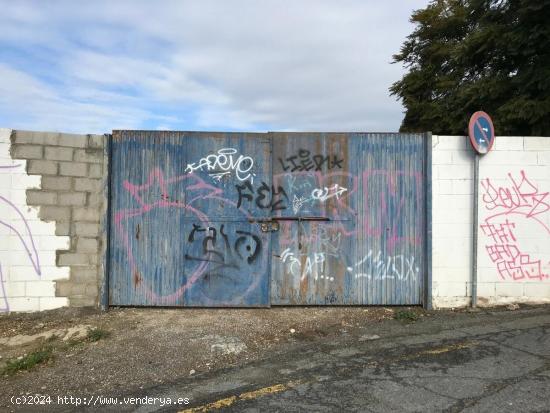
[468,111,495,155]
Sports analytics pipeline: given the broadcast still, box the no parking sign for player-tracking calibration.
[468,111,495,154]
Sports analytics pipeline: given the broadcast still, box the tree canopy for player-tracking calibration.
[390,0,550,136]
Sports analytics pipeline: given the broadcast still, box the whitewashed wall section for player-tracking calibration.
[0,128,69,312]
[432,135,550,307]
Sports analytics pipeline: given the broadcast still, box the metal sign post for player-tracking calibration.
[468,111,495,308]
[472,153,479,307]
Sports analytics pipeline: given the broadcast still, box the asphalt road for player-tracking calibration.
[77,307,550,413]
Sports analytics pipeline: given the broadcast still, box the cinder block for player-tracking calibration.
[524,283,550,298]
[537,152,550,165]
[85,283,98,296]
[11,173,40,190]
[74,149,103,164]
[433,281,467,297]
[87,253,101,266]
[88,164,103,178]
[7,297,40,312]
[495,282,525,297]
[27,190,57,205]
[8,266,41,281]
[87,193,103,207]
[14,131,59,146]
[41,176,72,191]
[74,178,101,192]
[73,208,100,222]
[76,237,99,253]
[436,165,472,180]
[38,206,71,222]
[55,280,72,297]
[477,282,496,297]
[69,283,87,295]
[452,151,473,165]
[58,133,88,148]
[55,222,71,236]
[432,150,452,165]
[58,192,86,206]
[524,137,550,151]
[59,162,88,177]
[57,252,90,266]
[39,265,70,281]
[71,267,98,283]
[27,160,58,175]
[484,151,538,165]
[12,145,43,160]
[434,136,468,150]
[4,281,25,297]
[40,296,68,311]
[88,134,105,149]
[451,180,473,195]
[74,222,99,237]
[69,296,96,307]
[38,235,70,251]
[493,136,524,151]
[44,146,74,161]
[25,280,55,297]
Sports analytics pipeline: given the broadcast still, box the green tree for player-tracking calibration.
[391,0,550,136]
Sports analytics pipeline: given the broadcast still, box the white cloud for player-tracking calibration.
[0,0,430,133]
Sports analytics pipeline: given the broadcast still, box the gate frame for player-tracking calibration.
[423,132,433,310]
[100,133,113,310]
[101,131,433,309]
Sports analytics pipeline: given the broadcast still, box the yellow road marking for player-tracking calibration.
[179,381,297,412]
[421,342,473,355]
[367,341,477,367]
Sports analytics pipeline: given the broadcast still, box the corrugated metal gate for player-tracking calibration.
[108,131,430,307]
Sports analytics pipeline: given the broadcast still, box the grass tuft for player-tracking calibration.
[2,347,53,375]
[87,327,110,342]
[394,309,419,323]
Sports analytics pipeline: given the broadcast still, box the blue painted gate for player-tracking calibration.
[108,131,430,306]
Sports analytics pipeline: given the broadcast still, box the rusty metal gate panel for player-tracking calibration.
[269,133,427,305]
[108,131,429,307]
[108,131,272,307]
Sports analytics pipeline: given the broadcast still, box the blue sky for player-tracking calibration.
[0,1,429,134]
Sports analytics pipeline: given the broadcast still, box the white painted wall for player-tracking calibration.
[432,135,550,308]
[0,128,69,312]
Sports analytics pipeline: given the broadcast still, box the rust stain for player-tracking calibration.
[133,270,142,287]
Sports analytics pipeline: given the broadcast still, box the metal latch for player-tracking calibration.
[260,221,280,233]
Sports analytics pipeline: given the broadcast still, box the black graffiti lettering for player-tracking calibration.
[256,182,272,209]
[235,180,289,211]
[188,223,205,243]
[235,230,262,264]
[279,155,300,172]
[185,224,263,271]
[271,185,288,211]
[236,180,254,208]
[278,150,344,172]
[312,154,329,170]
[331,155,344,169]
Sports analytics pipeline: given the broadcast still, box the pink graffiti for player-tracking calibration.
[481,170,550,233]
[481,170,550,282]
[362,170,423,251]
[115,168,263,305]
[0,165,42,312]
[481,220,548,281]
[273,169,423,252]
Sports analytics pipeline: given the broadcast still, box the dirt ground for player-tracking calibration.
[0,304,533,410]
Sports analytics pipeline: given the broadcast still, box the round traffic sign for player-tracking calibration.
[468,111,495,155]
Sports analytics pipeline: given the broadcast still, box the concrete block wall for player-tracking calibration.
[3,129,107,311]
[432,135,550,308]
